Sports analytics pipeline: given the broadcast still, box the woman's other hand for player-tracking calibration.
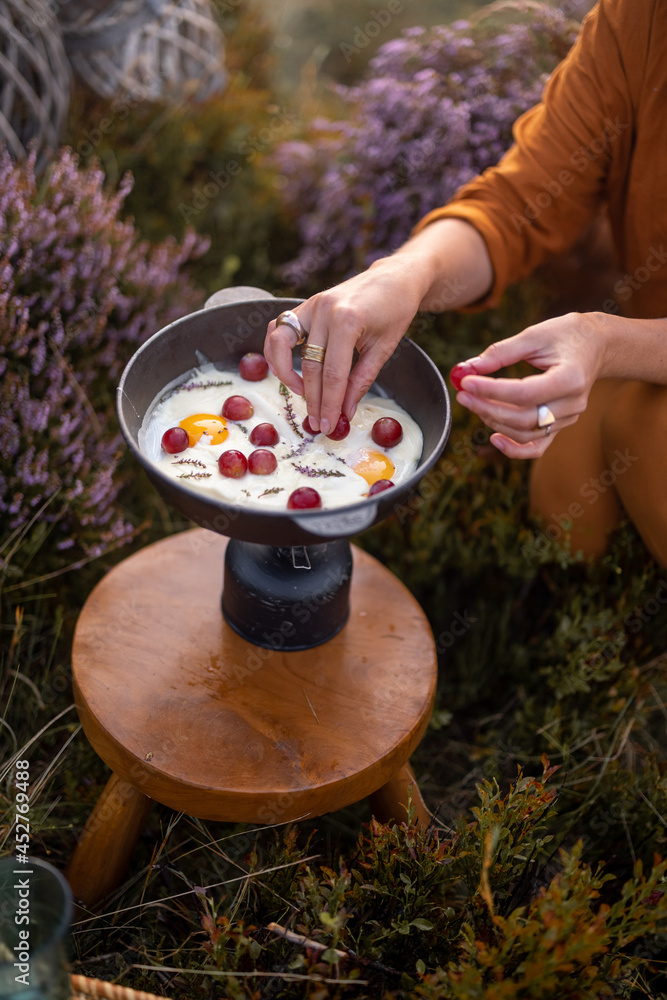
[454,312,607,458]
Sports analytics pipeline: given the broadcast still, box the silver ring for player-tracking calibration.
[275,310,307,346]
[537,404,556,429]
[544,423,552,437]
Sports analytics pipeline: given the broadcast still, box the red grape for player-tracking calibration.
[450,360,478,391]
[239,352,269,381]
[221,395,254,420]
[302,415,317,435]
[326,413,350,441]
[368,479,394,495]
[250,422,279,446]
[287,487,322,510]
[248,449,277,475]
[371,417,403,448]
[161,426,189,454]
[218,450,247,478]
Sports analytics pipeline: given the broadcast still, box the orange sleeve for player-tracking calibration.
[412,0,644,309]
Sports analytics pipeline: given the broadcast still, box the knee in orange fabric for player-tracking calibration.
[600,381,667,566]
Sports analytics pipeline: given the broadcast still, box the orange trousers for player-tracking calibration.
[529,380,667,566]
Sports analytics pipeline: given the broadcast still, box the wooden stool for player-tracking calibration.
[66,530,437,908]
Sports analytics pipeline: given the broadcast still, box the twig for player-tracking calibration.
[267,921,348,958]
[267,922,402,976]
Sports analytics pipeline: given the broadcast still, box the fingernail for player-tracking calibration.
[450,359,481,391]
[348,403,357,421]
[320,418,331,435]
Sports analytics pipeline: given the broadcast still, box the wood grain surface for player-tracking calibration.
[72,530,437,823]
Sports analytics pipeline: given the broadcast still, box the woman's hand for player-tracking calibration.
[264,258,424,435]
[454,312,607,458]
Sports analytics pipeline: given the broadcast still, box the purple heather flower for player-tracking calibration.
[0,147,208,566]
[272,9,578,288]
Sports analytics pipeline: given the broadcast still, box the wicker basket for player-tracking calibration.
[59,0,227,102]
[70,974,172,1000]
[0,0,70,159]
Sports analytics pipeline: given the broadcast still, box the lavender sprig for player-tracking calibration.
[259,487,284,498]
[280,382,304,438]
[287,439,309,459]
[174,379,232,393]
[177,471,212,480]
[292,463,345,478]
[171,458,207,468]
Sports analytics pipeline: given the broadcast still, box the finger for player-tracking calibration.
[341,343,398,419]
[300,327,328,433]
[265,319,303,393]
[457,389,579,442]
[460,327,548,376]
[490,431,555,460]
[490,413,578,444]
[460,366,587,407]
[314,306,365,435]
[265,307,312,395]
[306,328,357,436]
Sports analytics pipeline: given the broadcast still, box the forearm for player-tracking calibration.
[592,312,667,383]
[373,218,494,312]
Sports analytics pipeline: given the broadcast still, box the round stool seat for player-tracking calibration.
[72,530,437,824]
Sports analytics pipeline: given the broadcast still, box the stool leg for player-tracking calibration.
[368,763,431,827]
[66,772,152,909]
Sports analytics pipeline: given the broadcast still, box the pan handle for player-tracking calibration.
[204,286,276,309]
[289,503,379,538]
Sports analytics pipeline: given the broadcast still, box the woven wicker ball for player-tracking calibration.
[0,0,70,159]
[59,0,227,103]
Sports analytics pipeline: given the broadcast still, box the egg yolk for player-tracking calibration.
[179,413,228,447]
[351,449,395,486]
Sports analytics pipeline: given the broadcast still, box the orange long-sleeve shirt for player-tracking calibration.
[413,0,667,320]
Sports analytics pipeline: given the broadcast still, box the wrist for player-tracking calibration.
[580,311,612,379]
[368,251,435,306]
[587,311,667,383]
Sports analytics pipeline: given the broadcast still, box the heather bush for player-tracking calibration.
[272,7,579,289]
[0,147,206,579]
[180,760,667,996]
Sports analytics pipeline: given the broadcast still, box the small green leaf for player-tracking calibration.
[411,918,434,931]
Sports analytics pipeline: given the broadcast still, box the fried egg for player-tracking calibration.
[140,365,423,510]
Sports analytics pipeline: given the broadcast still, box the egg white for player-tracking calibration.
[140,366,423,510]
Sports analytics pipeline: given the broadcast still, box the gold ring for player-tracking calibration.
[537,404,556,428]
[301,343,326,364]
[276,310,307,346]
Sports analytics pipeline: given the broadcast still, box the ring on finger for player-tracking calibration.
[301,342,326,364]
[544,423,552,437]
[537,403,556,429]
[276,309,308,346]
